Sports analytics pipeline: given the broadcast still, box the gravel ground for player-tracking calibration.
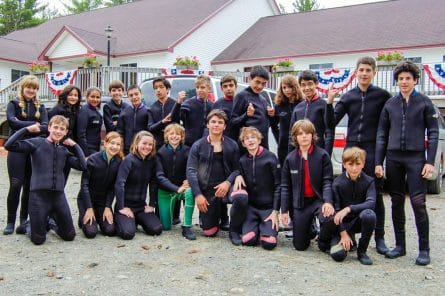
[0,153,444,295]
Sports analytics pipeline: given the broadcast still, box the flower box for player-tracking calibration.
[176,65,199,70]
[274,66,296,73]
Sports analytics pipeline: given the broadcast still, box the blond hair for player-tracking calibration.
[163,123,185,144]
[290,119,318,148]
[342,147,366,164]
[130,131,156,158]
[195,74,211,87]
[239,126,263,143]
[275,75,304,105]
[104,131,124,159]
[49,115,69,129]
[18,75,41,119]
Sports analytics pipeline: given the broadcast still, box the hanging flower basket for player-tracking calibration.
[173,56,200,70]
[272,58,295,73]
[176,65,199,70]
[28,62,49,74]
[82,54,99,68]
[274,66,296,73]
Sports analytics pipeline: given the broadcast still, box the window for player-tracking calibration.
[309,63,333,70]
[11,69,29,82]
[406,57,422,64]
[442,55,445,63]
[120,63,137,88]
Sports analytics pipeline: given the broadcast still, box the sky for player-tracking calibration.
[277,0,387,12]
[43,0,389,14]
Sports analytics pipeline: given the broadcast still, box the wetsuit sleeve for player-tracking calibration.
[280,157,291,213]
[424,99,439,165]
[270,104,279,143]
[4,127,36,153]
[170,102,181,123]
[226,145,240,184]
[102,104,115,132]
[321,153,334,205]
[333,96,347,126]
[288,110,297,153]
[230,94,248,128]
[186,143,202,197]
[80,169,93,209]
[271,155,281,211]
[115,158,132,210]
[67,144,87,171]
[325,102,335,131]
[180,102,190,129]
[147,108,165,135]
[6,101,36,130]
[375,105,390,166]
[155,155,180,192]
[116,111,125,136]
[76,109,89,155]
[350,179,376,214]
[38,105,49,135]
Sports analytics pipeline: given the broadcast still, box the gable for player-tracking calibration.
[46,32,89,59]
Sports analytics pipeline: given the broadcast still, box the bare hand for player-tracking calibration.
[339,231,353,251]
[177,91,186,104]
[281,212,289,227]
[162,113,172,124]
[177,185,186,194]
[63,138,76,147]
[233,175,246,191]
[322,202,335,218]
[103,207,113,224]
[82,208,96,225]
[264,211,279,231]
[375,165,384,178]
[327,82,341,104]
[421,163,435,178]
[26,123,41,133]
[334,207,350,225]
[182,180,189,187]
[196,195,209,213]
[214,181,230,198]
[246,103,255,117]
[267,106,275,117]
[119,207,134,218]
[144,205,155,213]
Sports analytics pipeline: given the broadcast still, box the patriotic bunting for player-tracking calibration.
[45,70,78,95]
[423,64,445,90]
[315,68,356,94]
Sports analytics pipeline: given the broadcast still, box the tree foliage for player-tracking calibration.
[292,0,319,12]
[63,0,103,14]
[0,0,47,35]
[104,0,139,7]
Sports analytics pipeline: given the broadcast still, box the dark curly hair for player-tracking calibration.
[393,60,420,82]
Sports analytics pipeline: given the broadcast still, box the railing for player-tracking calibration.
[1,64,445,111]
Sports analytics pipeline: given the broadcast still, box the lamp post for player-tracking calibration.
[105,25,113,66]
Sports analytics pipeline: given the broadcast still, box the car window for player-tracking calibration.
[337,114,348,127]
[171,79,196,99]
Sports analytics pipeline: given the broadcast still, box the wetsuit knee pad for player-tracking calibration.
[230,190,248,206]
[242,231,257,245]
[31,233,46,245]
[260,235,277,250]
[203,226,219,237]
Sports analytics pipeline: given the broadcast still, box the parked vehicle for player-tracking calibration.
[332,106,445,194]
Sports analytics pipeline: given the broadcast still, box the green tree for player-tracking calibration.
[292,0,319,12]
[104,0,138,7]
[0,0,47,35]
[63,0,103,14]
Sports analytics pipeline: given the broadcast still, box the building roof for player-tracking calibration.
[0,37,40,64]
[212,0,445,64]
[1,0,234,63]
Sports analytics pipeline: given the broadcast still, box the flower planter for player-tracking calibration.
[376,60,400,68]
[273,66,296,73]
[176,65,199,70]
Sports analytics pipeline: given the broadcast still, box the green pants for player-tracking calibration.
[158,188,195,230]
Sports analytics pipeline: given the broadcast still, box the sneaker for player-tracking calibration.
[415,250,430,266]
[47,217,58,233]
[358,252,373,265]
[385,246,406,259]
[3,223,14,235]
[182,226,196,240]
[16,220,29,235]
[330,243,347,262]
[229,231,242,246]
[172,218,181,226]
[375,238,389,255]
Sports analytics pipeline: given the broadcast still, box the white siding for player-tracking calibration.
[47,32,88,59]
[0,61,28,88]
[169,0,275,70]
[213,46,445,72]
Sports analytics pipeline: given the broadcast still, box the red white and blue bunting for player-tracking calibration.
[423,63,445,90]
[45,70,78,95]
[315,68,356,94]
